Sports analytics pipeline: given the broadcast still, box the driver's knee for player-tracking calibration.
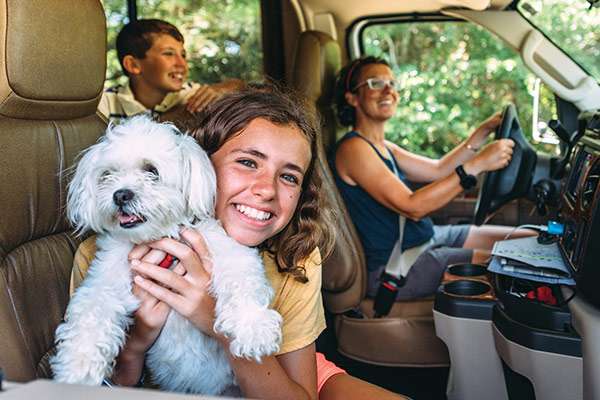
[471,249,491,264]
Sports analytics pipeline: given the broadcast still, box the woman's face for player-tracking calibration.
[348,63,398,124]
[210,118,312,247]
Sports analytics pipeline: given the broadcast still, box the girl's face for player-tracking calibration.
[210,118,312,247]
[347,63,398,124]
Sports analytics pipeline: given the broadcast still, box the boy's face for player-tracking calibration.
[132,33,188,95]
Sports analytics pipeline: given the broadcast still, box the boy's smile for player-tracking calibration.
[129,33,188,104]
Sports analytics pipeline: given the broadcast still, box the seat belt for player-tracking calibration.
[373,152,433,317]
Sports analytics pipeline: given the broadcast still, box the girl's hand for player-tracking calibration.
[112,246,185,386]
[125,245,185,355]
[464,138,514,175]
[467,112,503,149]
[130,228,218,337]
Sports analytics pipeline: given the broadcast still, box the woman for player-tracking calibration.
[332,56,532,300]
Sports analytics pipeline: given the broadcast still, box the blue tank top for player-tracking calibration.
[330,131,434,272]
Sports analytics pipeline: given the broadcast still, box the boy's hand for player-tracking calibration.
[185,85,222,113]
[184,79,246,113]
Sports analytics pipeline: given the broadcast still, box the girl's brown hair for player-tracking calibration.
[182,83,335,282]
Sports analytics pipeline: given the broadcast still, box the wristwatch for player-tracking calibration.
[455,165,477,190]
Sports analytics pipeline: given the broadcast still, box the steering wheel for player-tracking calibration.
[473,104,537,225]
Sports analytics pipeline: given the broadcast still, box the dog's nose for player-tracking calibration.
[113,189,135,206]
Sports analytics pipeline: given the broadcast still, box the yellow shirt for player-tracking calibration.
[71,236,325,355]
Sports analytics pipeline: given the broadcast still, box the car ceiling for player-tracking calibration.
[296,0,514,28]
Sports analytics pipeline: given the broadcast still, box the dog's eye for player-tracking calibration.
[142,163,159,178]
[99,170,111,181]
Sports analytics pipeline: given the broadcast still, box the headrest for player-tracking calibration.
[292,30,341,105]
[0,0,106,120]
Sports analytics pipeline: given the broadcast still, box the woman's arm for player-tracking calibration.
[336,136,514,220]
[389,112,502,182]
[130,229,318,399]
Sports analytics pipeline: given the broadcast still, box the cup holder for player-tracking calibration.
[447,263,487,277]
[443,279,492,297]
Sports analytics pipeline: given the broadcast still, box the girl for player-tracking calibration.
[332,56,533,301]
[72,85,409,399]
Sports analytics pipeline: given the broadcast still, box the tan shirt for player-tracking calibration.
[71,236,325,355]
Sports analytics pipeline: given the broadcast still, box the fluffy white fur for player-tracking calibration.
[50,116,282,395]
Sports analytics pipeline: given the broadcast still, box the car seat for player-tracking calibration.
[0,0,107,381]
[291,30,449,366]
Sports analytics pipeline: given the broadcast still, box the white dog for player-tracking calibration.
[51,116,282,395]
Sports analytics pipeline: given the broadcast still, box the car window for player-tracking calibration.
[101,0,263,88]
[361,20,558,157]
[517,0,600,81]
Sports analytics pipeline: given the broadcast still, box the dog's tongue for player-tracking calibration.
[118,213,138,224]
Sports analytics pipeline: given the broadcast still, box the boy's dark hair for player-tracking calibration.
[116,19,184,77]
[334,56,390,127]
[180,83,336,283]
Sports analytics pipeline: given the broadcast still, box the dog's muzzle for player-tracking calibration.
[113,189,146,228]
[113,189,135,206]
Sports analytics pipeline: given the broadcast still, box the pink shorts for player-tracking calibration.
[316,352,347,393]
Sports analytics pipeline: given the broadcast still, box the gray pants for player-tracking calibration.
[368,225,473,300]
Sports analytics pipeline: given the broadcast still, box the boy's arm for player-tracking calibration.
[184,79,246,113]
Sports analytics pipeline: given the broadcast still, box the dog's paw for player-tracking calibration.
[227,308,282,361]
[51,325,117,385]
[51,351,109,385]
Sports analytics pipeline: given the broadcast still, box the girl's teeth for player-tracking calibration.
[236,204,271,221]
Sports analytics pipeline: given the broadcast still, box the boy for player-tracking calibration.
[99,19,243,124]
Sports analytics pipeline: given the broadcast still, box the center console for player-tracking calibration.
[433,110,600,400]
[433,264,507,400]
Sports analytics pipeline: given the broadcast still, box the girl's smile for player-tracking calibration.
[210,117,311,247]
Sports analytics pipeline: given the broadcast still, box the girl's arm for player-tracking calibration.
[111,246,188,386]
[388,112,502,182]
[335,136,514,220]
[219,341,318,400]
[71,239,176,387]
[130,229,318,399]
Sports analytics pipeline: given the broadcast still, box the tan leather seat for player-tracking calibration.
[0,0,107,381]
[291,30,449,367]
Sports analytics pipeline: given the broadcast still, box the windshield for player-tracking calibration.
[517,0,600,81]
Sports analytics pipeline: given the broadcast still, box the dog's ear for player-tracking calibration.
[177,134,216,220]
[66,139,105,234]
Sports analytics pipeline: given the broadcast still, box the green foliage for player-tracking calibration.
[518,0,600,80]
[101,0,262,88]
[363,21,557,158]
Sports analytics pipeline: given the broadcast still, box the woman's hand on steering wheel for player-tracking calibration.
[465,138,515,175]
[467,112,503,149]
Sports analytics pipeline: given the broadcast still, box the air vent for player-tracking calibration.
[582,161,599,210]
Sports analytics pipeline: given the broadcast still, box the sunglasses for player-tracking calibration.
[352,78,399,92]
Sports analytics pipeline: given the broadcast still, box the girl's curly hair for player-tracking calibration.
[181,83,335,283]
[334,56,390,127]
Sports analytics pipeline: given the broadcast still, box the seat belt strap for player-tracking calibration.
[373,152,434,317]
